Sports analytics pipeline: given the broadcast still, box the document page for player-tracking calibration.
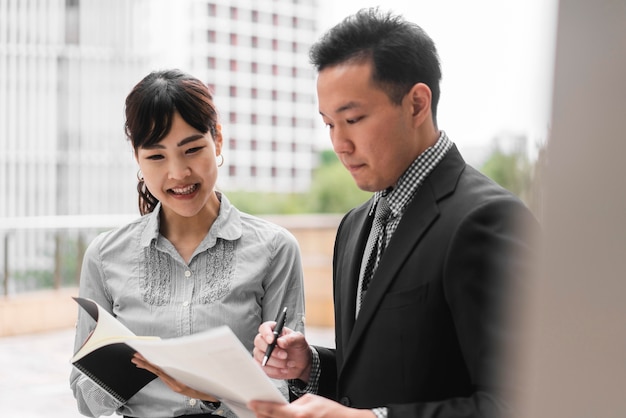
[128,326,286,418]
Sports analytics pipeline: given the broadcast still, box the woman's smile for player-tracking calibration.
[168,183,199,196]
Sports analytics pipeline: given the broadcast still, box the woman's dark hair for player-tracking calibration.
[309,7,442,122]
[124,69,219,215]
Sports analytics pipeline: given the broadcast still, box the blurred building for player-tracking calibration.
[0,0,320,291]
[196,0,320,193]
[1,0,154,219]
[0,0,319,219]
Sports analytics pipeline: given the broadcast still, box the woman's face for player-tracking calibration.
[136,112,222,220]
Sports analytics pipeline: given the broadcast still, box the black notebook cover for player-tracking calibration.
[73,341,157,403]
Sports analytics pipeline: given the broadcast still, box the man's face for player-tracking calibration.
[317,61,424,192]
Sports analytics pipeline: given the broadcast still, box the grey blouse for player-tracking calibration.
[70,193,305,417]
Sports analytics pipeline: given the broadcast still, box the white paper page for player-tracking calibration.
[128,326,286,416]
[72,297,156,362]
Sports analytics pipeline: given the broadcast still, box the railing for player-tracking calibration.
[0,213,340,327]
[0,215,138,296]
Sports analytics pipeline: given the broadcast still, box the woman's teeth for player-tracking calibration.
[170,184,197,195]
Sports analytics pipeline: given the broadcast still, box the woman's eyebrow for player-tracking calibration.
[142,134,205,150]
[177,134,205,147]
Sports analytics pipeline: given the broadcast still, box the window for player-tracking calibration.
[230,33,238,45]
[230,7,238,20]
[230,60,238,71]
[229,86,237,97]
[208,4,217,16]
[208,30,216,43]
[65,0,80,44]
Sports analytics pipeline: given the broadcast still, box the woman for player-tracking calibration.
[70,69,305,417]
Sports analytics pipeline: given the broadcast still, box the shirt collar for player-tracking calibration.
[139,192,243,249]
[369,131,452,217]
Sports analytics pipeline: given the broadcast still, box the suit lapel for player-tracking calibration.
[341,146,466,369]
[337,202,372,351]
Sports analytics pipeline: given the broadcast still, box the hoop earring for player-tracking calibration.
[137,169,144,181]
[216,154,224,167]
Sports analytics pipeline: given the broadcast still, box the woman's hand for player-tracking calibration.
[131,353,219,403]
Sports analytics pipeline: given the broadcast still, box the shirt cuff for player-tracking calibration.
[201,399,221,410]
[287,346,320,397]
[371,407,388,418]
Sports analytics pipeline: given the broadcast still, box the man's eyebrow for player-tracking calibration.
[319,101,361,117]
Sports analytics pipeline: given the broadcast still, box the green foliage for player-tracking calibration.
[10,232,83,293]
[480,147,532,201]
[229,142,539,214]
[318,149,338,166]
[12,269,55,292]
[227,150,371,215]
[57,233,82,286]
[223,191,309,214]
[308,153,372,213]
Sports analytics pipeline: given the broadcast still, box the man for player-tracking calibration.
[250,7,538,418]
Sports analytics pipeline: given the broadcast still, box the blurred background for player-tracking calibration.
[3,0,625,417]
[0,0,555,303]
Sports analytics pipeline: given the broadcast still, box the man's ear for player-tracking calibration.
[408,83,432,124]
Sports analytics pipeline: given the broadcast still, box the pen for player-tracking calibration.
[262,306,287,367]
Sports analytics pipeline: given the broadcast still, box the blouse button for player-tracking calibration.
[184,270,192,278]
[188,398,197,406]
[183,301,189,307]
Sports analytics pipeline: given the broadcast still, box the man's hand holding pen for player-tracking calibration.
[253,315,313,383]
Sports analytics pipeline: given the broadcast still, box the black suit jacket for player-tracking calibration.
[314,145,537,417]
